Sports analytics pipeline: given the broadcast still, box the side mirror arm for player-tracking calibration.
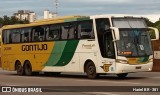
[110,27,120,40]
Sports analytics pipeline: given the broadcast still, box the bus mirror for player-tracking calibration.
[148,27,159,40]
[110,27,120,40]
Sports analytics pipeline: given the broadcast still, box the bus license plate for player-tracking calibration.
[136,66,142,69]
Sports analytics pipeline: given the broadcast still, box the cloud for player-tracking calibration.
[0,0,160,22]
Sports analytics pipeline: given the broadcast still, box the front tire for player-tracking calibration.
[85,61,99,79]
[117,73,128,79]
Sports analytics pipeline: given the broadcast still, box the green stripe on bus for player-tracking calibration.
[54,40,79,66]
[45,41,67,66]
[138,56,149,63]
[64,17,90,22]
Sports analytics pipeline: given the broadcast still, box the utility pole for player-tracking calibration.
[55,0,58,17]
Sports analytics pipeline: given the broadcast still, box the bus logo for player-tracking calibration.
[101,64,112,72]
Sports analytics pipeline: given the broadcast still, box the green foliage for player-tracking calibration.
[149,29,156,39]
[154,21,160,31]
[145,18,154,27]
[0,15,29,27]
[145,18,160,31]
[145,18,160,39]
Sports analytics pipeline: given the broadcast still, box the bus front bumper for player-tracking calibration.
[115,62,153,74]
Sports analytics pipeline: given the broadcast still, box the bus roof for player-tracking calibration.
[90,14,144,19]
[2,15,90,30]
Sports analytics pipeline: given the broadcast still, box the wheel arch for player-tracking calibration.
[84,59,95,73]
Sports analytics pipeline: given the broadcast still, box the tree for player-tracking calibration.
[3,15,10,25]
[10,16,19,24]
[0,15,29,26]
[145,18,154,27]
[154,21,160,31]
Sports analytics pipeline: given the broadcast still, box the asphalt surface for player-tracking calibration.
[0,68,160,95]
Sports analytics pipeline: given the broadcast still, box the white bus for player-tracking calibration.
[1,15,159,79]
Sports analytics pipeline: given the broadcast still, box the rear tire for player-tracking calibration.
[24,61,32,76]
[117,73,128,79]
[15,61,24,76]
[85,61,99,79]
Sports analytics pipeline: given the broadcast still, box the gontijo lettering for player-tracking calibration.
[22,44,48,51]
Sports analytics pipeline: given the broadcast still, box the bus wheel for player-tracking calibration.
[15,61,24,76]
[24,61,32,76]
[117,73,128,79]
[85,61,99,79]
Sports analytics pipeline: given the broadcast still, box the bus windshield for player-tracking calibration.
[112,18,152,57]
[116,29,152,57]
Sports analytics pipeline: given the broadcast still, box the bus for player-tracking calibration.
[1,15,159,79]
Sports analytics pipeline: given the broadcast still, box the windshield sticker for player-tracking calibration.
[120,51,132,55]
[139,45,144,50]
[126,43,131,48]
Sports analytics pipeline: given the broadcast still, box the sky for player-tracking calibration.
[0,0,160,22]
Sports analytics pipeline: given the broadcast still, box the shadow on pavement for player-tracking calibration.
[5,72,147,81]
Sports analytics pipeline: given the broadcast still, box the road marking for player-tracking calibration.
[0,83,20,86]
[73,79,141,85]
[150,77,160,79]
[82,92,120,95]
[18,75,142,85]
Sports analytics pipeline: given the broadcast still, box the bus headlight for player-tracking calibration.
[149,58,153,62]
[116,59,128,64]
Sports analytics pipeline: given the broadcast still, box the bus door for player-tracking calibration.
[96,18,116,73]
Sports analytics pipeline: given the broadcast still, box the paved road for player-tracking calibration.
[0,68,160,95]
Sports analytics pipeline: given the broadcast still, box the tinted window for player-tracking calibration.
[3,30,11,44]
[21,28,31,42]
[112,18,147,28]
[31,26,45,41]
[78,20,94,39]
[61,24,68,39]
[46,25,61,41]
[96,18,115,58]
[61,23,77,40]
[11,29,21,43]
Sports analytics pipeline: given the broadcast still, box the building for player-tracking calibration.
[14,10,37,22]
[29,12,36,22]
[44,9,56,19]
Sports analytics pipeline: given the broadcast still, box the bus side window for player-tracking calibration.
[24,32,29,42]
[61,23,77,40]
[11,29,21,43]
[105,32,115,58]
[78,20,94,39]
[22,28,31,42]
[96,18,115,58]
[3,30,11,44]
[68,23,76,39]
[47,25,60,41]
[32,26,44,42]
[3,30,7,44]
[61,24,69,40]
